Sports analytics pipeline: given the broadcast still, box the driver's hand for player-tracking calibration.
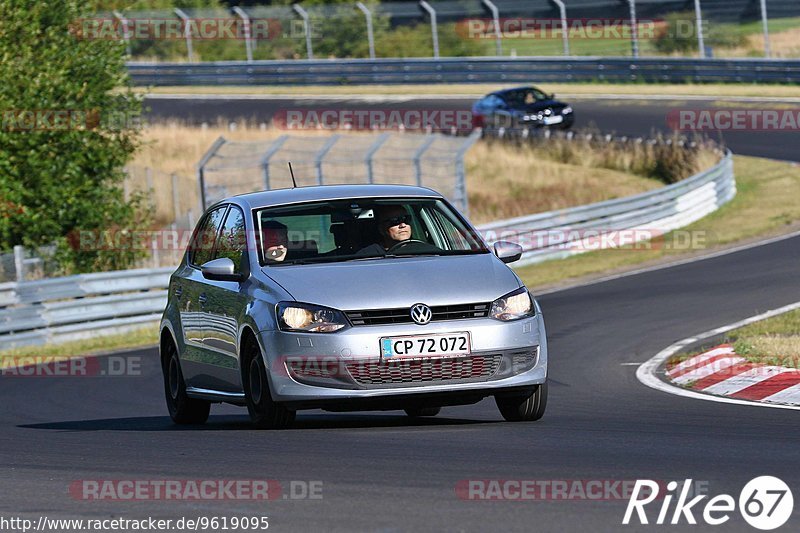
[266,245,287,262]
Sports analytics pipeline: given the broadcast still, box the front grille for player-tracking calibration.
[346,355,501,387]
[346,303,490,326]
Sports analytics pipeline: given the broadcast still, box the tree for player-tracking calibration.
[0,0,147,273]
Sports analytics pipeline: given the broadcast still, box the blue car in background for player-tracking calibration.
[472,86,574,130]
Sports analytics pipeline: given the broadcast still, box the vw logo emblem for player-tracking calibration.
[410,303,432,325]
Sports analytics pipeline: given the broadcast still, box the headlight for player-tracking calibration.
[276,302,349,333]
[490,287,535,321]
[562,106,573,114]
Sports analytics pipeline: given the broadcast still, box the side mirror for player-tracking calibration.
[201,257,242,282]
[493,241,523,264]
[550,93,556,99]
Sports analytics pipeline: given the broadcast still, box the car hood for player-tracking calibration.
[261,253,521,310]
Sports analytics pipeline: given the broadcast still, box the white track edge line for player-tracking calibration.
[636,301,800,411]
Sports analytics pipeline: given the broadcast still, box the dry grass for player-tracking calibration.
[0,325,158,361]
[132,121,289,176]
[465,141,663,224]
[516,155,800,289]
[726,27,800,59]
[727,309,800,368]
[130,122,689,227]
[128,122,313,225]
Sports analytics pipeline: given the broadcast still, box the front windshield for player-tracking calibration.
[254,197,488,266]
[504,88,548,106]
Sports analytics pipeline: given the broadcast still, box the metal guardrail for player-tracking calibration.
[0,268,172,348]
[128,57,800,85]
[478,151,735,266]
[0,152,734,348]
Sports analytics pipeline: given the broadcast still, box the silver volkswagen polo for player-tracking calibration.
[160,184,548,428]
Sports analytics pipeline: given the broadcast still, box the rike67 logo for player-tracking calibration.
[623,477,793,530]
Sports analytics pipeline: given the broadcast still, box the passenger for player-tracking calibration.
[262,220,289,262]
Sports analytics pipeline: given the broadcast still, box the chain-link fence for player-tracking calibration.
[123,165,200,230]
[198,131,481,216]
[0,130,479,282]
[94,1,800,61]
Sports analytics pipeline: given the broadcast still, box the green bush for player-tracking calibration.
[652,12,700,54]
[0,0,148,273]
[652,11,746,54]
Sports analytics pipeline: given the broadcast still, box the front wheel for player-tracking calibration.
[162,340,210,425]
[495,382,547,422]
[242,338,295,429]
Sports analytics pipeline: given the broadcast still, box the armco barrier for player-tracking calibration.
[0,267,172,349]
[0,152,734,348]
[128,57,800,86]
[478,151,734,266]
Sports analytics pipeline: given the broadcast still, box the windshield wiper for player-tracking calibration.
[266,251,466,266]
[266,258,329,266]
[383,253,442,258]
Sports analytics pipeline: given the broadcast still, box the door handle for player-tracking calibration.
[198,293,207,306]
[174,285,183,299]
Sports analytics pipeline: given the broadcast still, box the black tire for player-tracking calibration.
[495,382,547,422]
[404,407,441,418]
[162,338,210,425]
[242,337,295,430]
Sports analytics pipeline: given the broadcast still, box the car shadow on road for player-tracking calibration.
[18,413,496,432]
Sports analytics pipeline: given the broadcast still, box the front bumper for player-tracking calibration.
[258,312,548,405]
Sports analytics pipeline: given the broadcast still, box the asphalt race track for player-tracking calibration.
[3,94,800,532]
[144,94,800,161]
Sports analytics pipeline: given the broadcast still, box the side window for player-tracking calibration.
[424,206,470,250]
[486,95,504,109]
[214,206,247,271]
[190,206,227,267]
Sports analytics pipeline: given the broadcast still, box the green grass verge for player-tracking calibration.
[668,309,800,370]
[515,155,800,289]
[0,325,158,364]
[728,309,800,368]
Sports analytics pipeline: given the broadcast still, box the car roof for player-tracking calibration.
[489,86,545,96]
[216,184,443,211]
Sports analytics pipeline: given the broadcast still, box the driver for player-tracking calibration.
[378,205,413,247]
[356,205,414,255]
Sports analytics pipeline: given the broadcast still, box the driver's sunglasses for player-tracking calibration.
[381,214,411,227]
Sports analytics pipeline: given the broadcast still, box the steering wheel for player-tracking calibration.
[387,239,428,253]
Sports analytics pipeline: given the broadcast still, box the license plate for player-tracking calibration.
[380,332,471,359]
[544,115,563,125]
